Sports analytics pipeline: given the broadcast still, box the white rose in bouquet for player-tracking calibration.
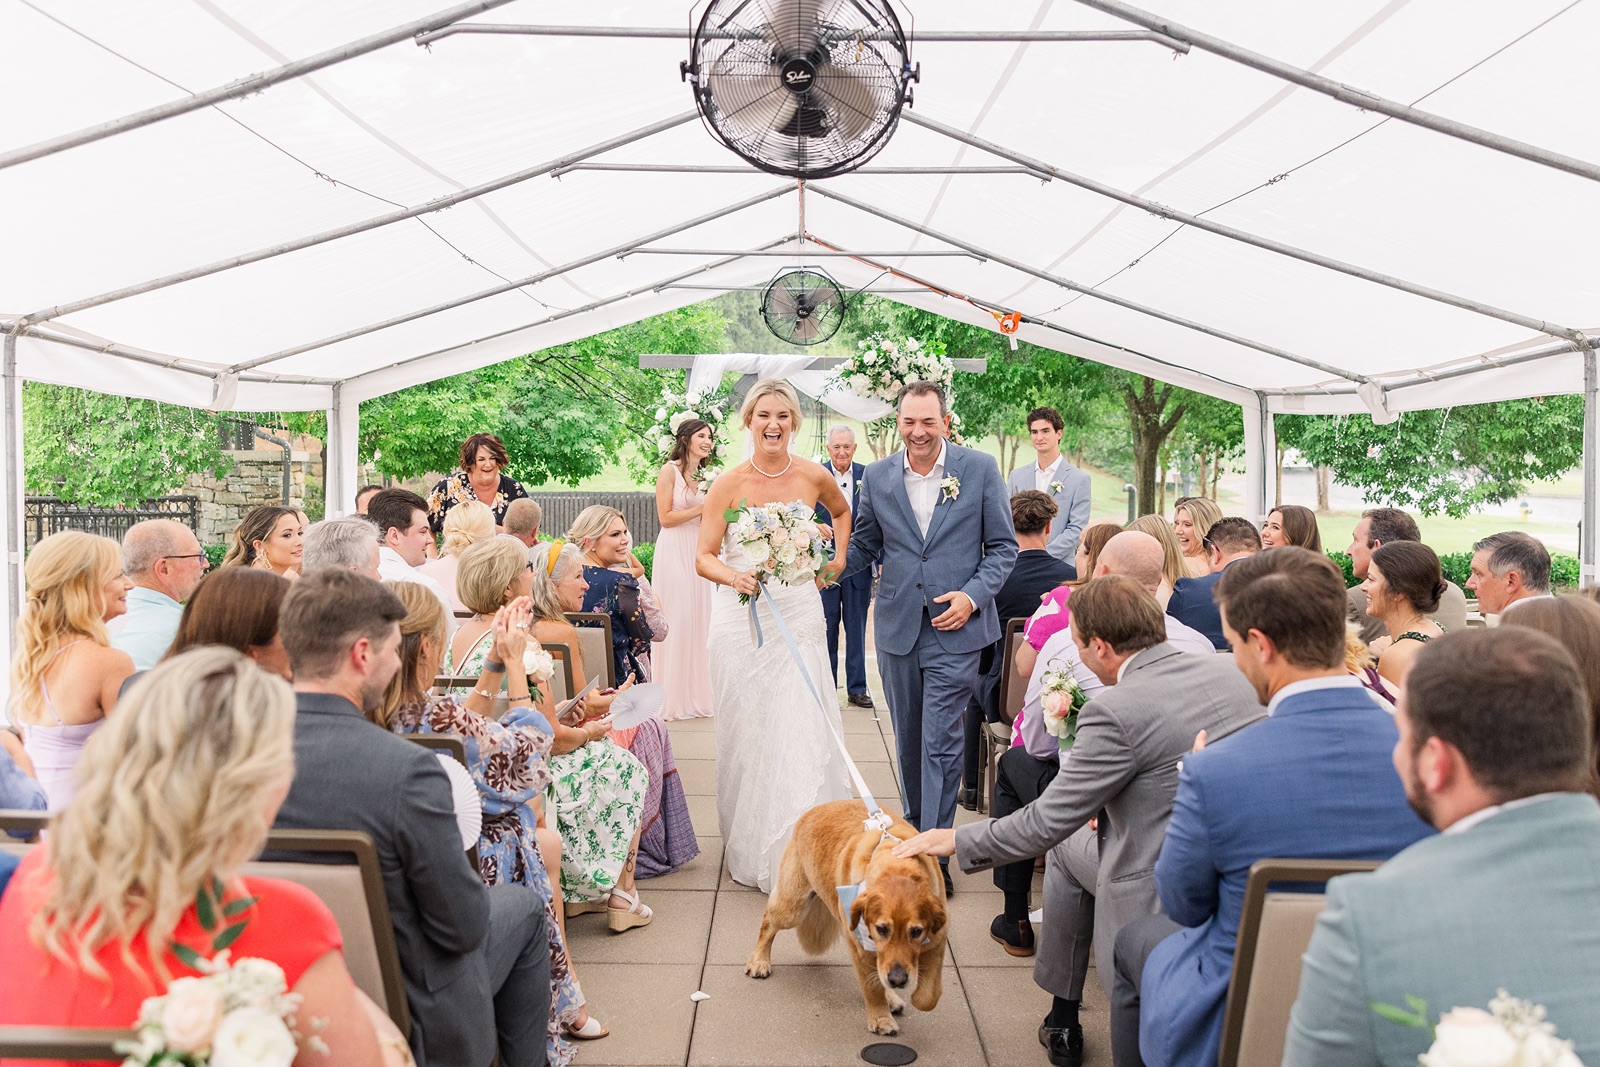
[209,1007,298,1067]
[791,529,811,551]
[218,958,288,1012]
[863,351,878,365]
[160,977,226,1053]
[769,527,789,546]
[743,539,771,565]
[1421,1008,1519,1067]
[775,540,798,565]
[523,646,555,683]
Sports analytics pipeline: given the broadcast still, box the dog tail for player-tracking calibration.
[795,893,839,955]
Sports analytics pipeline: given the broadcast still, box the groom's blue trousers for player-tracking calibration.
[878,610,982,834]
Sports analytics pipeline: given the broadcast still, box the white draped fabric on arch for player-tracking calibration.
[3,0,1599,674]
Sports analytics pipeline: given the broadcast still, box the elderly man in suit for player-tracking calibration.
[849,381,1018,896]
[816,425,874,708]
[1008,406,1092,564]
[1111,547,1434,1067]
[271,569,550,1067]
[1283,626,1600,1065]
[897,575,1263,1067]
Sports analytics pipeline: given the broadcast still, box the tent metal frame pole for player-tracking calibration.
[233,185,795,373]
[3,329,22,634]
[20,112,700,328]
[1584,348,1598,584]
[1267,334,1600,399]
[1075,0,1600,185]
[904,111,1586,345]
[0,0,518,173]
[621,248,983,259]
[0,324,335,386]
[806,185,1371,385]
[416,24,1188,50]
[549,163,1052,178]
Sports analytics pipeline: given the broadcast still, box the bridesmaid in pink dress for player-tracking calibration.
[653,419,716,720]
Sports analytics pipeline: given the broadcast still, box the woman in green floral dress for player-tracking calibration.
[446,538,654,933]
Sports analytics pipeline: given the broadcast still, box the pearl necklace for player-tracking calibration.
[750,454,793,478]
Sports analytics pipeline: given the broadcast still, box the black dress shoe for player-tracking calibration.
[989,913,1035,957]
[1039,1023,1084,1067]
[958,786,979,811]
[847,692,874,709]
[942,866,955,898]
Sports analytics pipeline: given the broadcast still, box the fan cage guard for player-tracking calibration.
[688,0,914,180]
[761,267,848,345]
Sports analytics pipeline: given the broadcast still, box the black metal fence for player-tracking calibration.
[530,492,660,543]
[24,496,200,550]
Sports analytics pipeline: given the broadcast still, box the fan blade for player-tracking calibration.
[766,288,799,319]
[790,313,822,342]
[768,0,822,55]
[815,59,890,141]
[706,67,801,133]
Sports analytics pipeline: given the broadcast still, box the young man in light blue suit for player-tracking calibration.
[1111,547,1434,1067]
[1283,625,1600,1065]
[847,382,1017,889]
[1006,406,1092,564]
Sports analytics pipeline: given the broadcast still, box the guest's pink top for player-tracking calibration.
[1015,585,1073,748]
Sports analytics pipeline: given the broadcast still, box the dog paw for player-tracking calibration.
[885,990,906,1015]
[744,957,772,979]
[868,1014,900,1036]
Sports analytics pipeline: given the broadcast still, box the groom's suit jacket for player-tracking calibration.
[847,441,1017,656]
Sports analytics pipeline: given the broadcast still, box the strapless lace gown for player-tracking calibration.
[709,524,852,891]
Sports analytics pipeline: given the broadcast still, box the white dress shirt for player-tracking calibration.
[1033,454,1065,494]
[1264,673,1366,716]
[830,461,855,502]
[379,547,458,637]
[902,440,947,539]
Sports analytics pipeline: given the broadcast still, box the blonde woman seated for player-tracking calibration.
[528,540,701,879]
[221,504,304,580]
[1173,496,1224,578]
[0,648,399,1066]
[418,500,495,614]
[377,582,604,1057]
[444,538,652,932]
[8,531,135,810]
[1360,540,1448,700]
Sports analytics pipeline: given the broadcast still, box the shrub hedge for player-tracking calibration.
[1324,548,1578,591]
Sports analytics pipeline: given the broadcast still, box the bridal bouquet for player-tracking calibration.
[117,883,323,1066]
[1373,990,1585,1066]
[1039,661,1089,750]
[723,499,832,601]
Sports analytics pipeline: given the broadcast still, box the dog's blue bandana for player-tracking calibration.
[836,882,934,953]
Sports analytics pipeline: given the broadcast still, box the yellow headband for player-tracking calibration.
[545,539,566,576]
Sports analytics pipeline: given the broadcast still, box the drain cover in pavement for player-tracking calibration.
[860,1043,917,1066]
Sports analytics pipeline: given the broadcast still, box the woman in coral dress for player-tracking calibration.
[653,419,717,720]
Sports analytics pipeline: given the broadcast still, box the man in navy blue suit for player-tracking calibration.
[1166,516,1261,650]
[816,425,874,708]
[1111,547,1433,1067]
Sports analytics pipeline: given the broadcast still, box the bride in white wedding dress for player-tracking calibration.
[695,380,856,891]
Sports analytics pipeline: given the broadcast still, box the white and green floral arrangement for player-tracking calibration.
[824,334,965,445]
[645,382,733,472]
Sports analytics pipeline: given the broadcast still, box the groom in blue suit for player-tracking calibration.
[848,382,1017,888]
[1112,547,1433,1067]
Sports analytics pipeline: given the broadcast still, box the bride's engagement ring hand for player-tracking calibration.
[730,570,760,597]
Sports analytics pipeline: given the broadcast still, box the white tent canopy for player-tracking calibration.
[4,0,1599,659]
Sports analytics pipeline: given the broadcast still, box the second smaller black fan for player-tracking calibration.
[760,268,846,345]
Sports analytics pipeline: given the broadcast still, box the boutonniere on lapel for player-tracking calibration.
[939,475,961,504]
[1050,480,1063,495]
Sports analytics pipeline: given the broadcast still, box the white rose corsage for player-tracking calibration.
[1374,989,1586,1067]
[523,645,555,685]
[939,475,961,504]
[1051,480,1063,495]
[1039,661,1089,750]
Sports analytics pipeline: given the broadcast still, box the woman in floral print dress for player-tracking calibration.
[444,538,654,933]
[426,432,529,535]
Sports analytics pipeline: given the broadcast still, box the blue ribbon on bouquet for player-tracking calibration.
[747,582,890,828]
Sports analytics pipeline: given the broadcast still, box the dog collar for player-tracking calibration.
[836,881,934,954]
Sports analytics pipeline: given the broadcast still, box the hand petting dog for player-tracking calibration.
[892,827,957,859]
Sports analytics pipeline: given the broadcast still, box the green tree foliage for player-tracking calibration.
[22,383,233,506]
[1277,397,1584,517]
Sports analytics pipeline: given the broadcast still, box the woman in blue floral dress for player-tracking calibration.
[377,580,609,1059]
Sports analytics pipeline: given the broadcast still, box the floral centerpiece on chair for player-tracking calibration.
[723,499,833,603]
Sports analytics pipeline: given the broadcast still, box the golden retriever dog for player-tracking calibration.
[745,799,950,1035]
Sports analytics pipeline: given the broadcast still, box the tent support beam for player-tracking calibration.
[234,186,795,373]
[621,248,984,259]
[3,329,22,638]
[1265,334,1600,399]
[417,24,1189,51]
[1242,392,1275,522]
[806,185,1371,385]
[550,163,1052,178]
[20,112,700,327]
[1075,0,1600,185]
[324,384,360,520]
[1585,349,1598,585]
[904,112,1586,345]
[0,0,518,173]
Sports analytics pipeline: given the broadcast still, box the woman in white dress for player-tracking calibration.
[695,380,855,891]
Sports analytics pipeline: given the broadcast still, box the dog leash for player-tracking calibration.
[747,581,895,836]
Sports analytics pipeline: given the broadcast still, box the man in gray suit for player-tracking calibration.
[1007,406,1093,564]
[849,381,1017,894]
[272,569,550,1067]
[896,576,1263,1066]
[1284,626,1600,1065]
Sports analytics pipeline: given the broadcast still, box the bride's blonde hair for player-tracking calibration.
[33,647,296,985]
[740,380,803,433]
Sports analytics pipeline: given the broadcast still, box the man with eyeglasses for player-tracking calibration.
[1166,517,1262,651]
[109,519,211,668]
